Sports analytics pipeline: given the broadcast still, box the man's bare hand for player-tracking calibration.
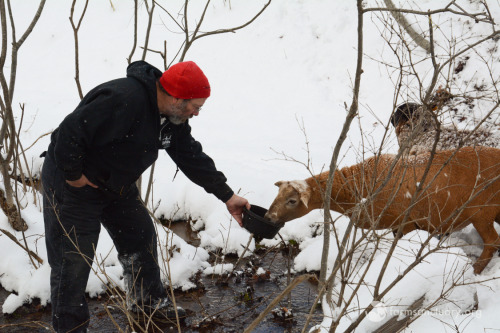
[66,174,98,188]
[225,194,250,227]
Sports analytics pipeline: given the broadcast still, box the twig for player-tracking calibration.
[321,0,364,285]
[103,306,123,332]
[0,228,43,264]
[127,0,138,64]
[224,233,253,283]
[383,0,430,53]
[155,0,272,63]
[144,162,155,205]
[22,131,52,152]
[192,0,272,42]
[141,0,155,61]
[69,0,89,100]
[243,274,316,333]
[364,2,493,24]
[6,0,46,101]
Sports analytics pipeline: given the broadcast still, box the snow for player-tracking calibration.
[1,0,500,331]
[202,263,234,276]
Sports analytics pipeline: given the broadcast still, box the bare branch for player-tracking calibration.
[6,0,46,101]
[364,3,493,24]
[127,0,138,64]
[69,0,90,100]
[243,274,316,333]
[153,0,184,31]
[321,0,364,285]
[141,0,155,61]
[383,0,430,53]
[193,0,272,42]
[0,228,43,264]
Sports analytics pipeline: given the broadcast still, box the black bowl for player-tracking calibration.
[242,205,283,240]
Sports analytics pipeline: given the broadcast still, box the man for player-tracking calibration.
[42,60,250,332]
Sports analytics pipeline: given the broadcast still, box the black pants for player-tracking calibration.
[42,155,167,333]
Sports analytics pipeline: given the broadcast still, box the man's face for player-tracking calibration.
[167,98,206,125]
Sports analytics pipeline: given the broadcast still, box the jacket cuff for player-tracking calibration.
[212,184,234,203]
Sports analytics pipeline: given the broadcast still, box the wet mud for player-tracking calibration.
[0,221,322,332]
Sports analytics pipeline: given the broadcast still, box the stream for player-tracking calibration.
[0,221,323,332]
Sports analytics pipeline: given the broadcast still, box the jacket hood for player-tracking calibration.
[126,61,163,96]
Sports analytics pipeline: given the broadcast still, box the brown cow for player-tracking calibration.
[265,147,500,274]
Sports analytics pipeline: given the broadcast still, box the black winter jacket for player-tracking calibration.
[47,61,233,202]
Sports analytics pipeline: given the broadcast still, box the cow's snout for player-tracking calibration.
[264,211,278,223]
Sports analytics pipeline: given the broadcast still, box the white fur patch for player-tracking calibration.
[290,180,309,193]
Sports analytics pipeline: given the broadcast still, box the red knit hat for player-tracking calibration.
[159,61,211,99]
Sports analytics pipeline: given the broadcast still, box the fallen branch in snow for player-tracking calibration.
[0,228,43,265]
[372,296,425,333]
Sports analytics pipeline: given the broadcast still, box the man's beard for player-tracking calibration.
[167,101,189,124]
[168,115,188,125]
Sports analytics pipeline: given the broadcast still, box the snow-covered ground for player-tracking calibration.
[1,0,499,331]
